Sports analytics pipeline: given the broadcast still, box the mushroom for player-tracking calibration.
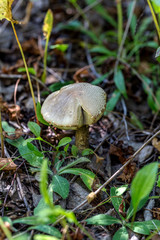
[41,83,107,150]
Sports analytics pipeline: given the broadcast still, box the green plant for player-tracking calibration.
[2,118,95,198]
[86,162,160,239]
[0,109,4,157]
[116,0,123,46]
[0,0,38,122]
[147,0,160,40]
[9,159,94,240]
[56,0,160,115]
[41,9,53,83]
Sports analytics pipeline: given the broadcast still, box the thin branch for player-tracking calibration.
[73,129,160,211]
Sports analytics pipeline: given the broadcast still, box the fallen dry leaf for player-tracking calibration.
[153,208,160,220]
[0,158,17,170]
[117,162,137,183]
[119,199,126,218]
[1,100,22,120]
[73,66,93,83]
[94,152,104,163]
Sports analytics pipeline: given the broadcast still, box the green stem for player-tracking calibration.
[147,0,160,41]
[117,0,123,45]
[11,21,38,123]
[41,36,49,83]
[0,217,13,240]
[71,1,95,34]
[0,110,4,157]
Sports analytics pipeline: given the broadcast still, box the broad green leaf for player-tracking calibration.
[131,162,158,212]
[110,187,125,219]
[155,88,160,104]
[28,121,41,137]
[114,185,128,195]
[13,216,47,225]
[18,67,36,75]
[2,217,12,226]
[40,159,53,207]
[86,214,122,225]
[71,145,78,156]
[36,102,49,126]
[12,233,29,240]
[64,143,69,153]
[145,220,160,230]
[6,136,43,167]
[51,175,69,199]
[50,44,69,52]
[2,121,15,135]
[151,0,160,13]
[18,139,43,167]
[6,136,24,148]
[126,196,149,220]
[0,0,14,21]
[90,46,116,56]
[114,70,127,98]
[126,222,150,235]
[43,9,53,40]
[82,148,94,156]
[37,205,77,224]
[147,94,158,112]
[113,226,128,240]
[69,0,77,3]
[58,157,90,173]
[34,234,60,240]
[104,89,121,114]
[157,174,160,187]
[29,225,61,238]
[27,142,35,151]
[56,137,72,149]
[130,112,144,130]
[48,81,73,93]
[142,75,152,95]
[155,46,160,63]
[60,168,95,190]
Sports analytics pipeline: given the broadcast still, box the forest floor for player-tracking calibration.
[0,0,160,239]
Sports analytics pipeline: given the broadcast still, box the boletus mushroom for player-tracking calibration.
[41,83,107,150]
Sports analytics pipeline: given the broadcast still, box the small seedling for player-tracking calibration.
[86,162,159,239]
[41,9,53,83]
[2,121,95,199]
[0,0,38,122]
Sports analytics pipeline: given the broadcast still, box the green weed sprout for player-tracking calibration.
[86,163,160,239]
[116,0,123,45]
[147,0,160,40]
[0,109,4,157]
[41,9,53,83]
[0,0,38,123]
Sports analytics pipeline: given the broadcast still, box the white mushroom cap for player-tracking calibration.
[41,83,107,130]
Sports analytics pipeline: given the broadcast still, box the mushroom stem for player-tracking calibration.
[75,125,89,151]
